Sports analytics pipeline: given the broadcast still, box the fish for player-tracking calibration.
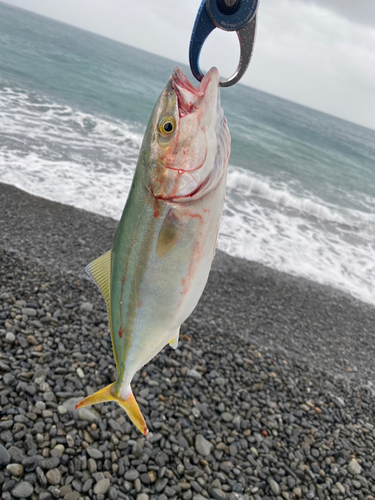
[75,66,231,435]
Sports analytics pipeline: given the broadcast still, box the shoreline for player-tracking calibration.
[1,182,375,499]
[1,182,374,388]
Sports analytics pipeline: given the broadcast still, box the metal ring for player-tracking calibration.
[189,0,259,87]
[206,0,258,31]
[218,14,257,87]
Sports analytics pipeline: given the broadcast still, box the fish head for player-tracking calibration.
[142,67,230,201]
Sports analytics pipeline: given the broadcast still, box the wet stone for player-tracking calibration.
[155,478,168,492]
[5,331,15,342]
[137,495,149,500]
[36,466,47,486]
[348,459,362,475]
[57,405,67,416]
[78,408,100,423]
[46,468,61,485]
[40,457,60,470]
[82,478,93,493]
[210,490,227,500]
[221,412,233,422]
[80,302,93,312]
[6,463,24,476]
[0,444,10,466]
[39,492,52,500]
[65,492,80,500]
[8,446,26,462]
[132,442,143,458]
[43,391,55,402]
[88,458,97,473]
[269,478,281,495]
[3,373,16,385]
[86,447,103,459]
[11,481,34,498]
[195,434,213,456]
[4,479,16,492]
[94,478,110,495]
[109,486,118,500]
[125,469,139,481]
[186,369,202,380]
[22,308,37,316]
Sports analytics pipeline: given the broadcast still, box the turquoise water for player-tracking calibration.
[0,1,374,305]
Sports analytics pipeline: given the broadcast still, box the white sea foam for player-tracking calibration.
[1,86,374,306]
[0,85,142,217]
[226,167,372,227]
[220,166,375,306]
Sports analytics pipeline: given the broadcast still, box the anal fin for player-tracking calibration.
[168,327,180,350]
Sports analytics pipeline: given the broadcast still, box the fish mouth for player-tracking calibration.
[171,67,220,118]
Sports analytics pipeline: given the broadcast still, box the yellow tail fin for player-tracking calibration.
[75,383,148,435]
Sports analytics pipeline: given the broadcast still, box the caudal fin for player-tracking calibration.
[75,383,148,435]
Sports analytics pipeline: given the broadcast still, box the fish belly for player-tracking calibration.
[117,171,227,396]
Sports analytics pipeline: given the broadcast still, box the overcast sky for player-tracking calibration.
[3,0,375,130]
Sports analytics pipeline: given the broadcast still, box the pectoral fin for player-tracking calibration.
[76,383,148,435]
[168,327,180,349]
[156,209,186,259]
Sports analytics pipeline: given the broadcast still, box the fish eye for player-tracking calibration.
[164,121,173,133]
[158,116,176,138]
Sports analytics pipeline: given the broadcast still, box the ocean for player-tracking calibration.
[0,2,374,306]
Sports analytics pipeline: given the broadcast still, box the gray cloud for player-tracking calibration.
[2,0,375,129]
[292,0,375,27]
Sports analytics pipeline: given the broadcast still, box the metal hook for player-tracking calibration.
[189,0,259,87]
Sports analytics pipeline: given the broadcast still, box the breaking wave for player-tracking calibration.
[1,83,375,307]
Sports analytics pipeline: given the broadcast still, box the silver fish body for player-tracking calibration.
[76,67,231,434]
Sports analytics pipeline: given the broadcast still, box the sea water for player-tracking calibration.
[0,2,374,305]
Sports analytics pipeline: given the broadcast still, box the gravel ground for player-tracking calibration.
[1,183,375,500]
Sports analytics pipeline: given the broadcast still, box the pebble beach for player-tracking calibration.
[1,182,375,500]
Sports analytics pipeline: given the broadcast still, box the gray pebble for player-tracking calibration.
[221,412,233,422]
[82,478,93,493]
[210,491,227,500]
[40,457,60,470]
[109,486,118,500]
[195,434,213,456]
[39,492,52,500]
[6,463,24,476]
[125,469,139,481]
[78,407,100,422]
[43,391,55,402]
[93,478,110,495]
[348,459,362,475]
[268,478,281,495]
[86,447,103,459]
[64,492,80,500]
[46,468,61,485]
[5,331,15,342]
[0,444,10,466]
[136,494,149,500]
[80,302,93,312]
[186,369,202,380]
[11,481,34,498]
[155,478,168,492]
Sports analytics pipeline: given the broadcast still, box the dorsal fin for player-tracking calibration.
[85,250,114,350]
